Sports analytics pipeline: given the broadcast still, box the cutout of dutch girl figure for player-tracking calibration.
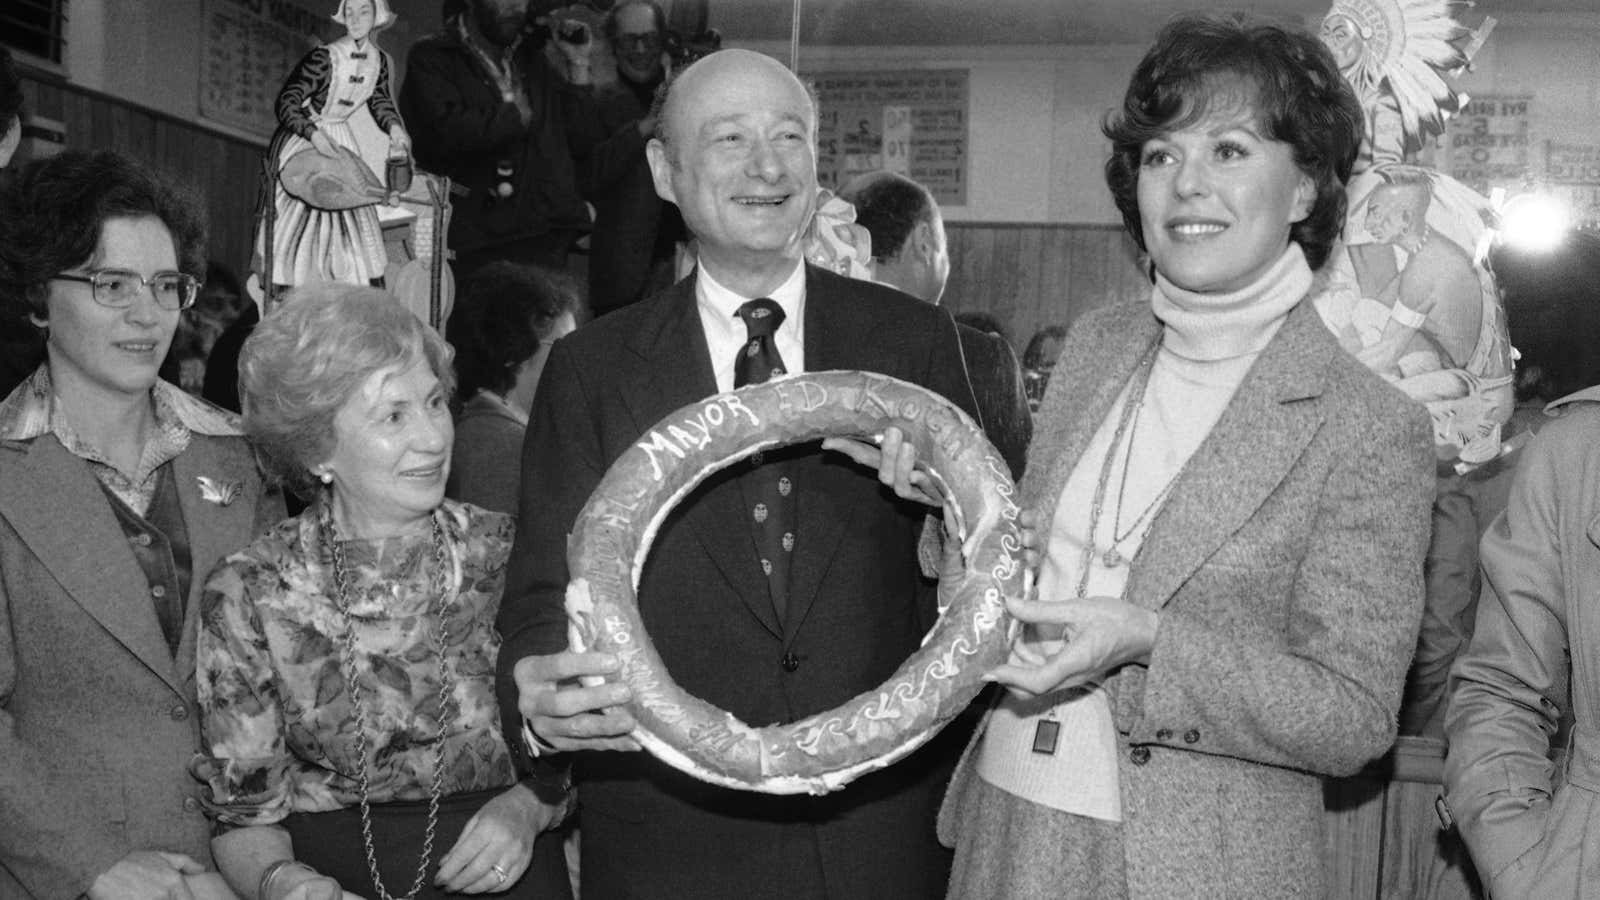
[255,0,412,293]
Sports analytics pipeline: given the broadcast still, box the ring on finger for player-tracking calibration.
[491,864,509,884]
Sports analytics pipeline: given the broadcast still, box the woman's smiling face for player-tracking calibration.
[1136,84,1314,294]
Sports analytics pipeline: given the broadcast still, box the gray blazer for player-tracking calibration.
[940,296,1435,899]
[0,430,279,898]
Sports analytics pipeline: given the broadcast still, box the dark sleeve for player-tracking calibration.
[368,51,403,132]
[275,47,333,140]
[399,42,530,163]
[495,338,608,770]
[552,62,606,163]
[923,308,981,426]
[576,92,648,196]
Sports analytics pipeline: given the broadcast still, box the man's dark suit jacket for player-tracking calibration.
[954,323,1032,479]
[497,264,979,899]
[400,28,600,260]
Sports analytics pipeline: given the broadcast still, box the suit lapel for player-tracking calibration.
[1021,304,1163,522]
[1127,301,1332,610]
[627,277,783,638]
[0,438,184,696]
[171,438,257,687]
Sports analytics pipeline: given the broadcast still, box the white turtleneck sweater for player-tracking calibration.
[976,245,1313,823]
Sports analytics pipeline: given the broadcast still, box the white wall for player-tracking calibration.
[46,4,1600,224]
[747,9,1600,226]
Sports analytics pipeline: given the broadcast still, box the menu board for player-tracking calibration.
[1443,94,1533,196]
[808,69,969,206]
[200,0,332,137]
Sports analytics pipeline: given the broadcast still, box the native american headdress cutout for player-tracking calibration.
[1319,0,1494,159]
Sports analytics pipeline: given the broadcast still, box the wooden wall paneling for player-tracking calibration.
[16,74,267,283]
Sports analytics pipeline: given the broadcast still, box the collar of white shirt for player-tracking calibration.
[696,259,808,394]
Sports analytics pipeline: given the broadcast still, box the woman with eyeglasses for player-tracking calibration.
[0,150,282,898]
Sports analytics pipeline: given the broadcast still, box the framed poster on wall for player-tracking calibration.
[808,68,969,206]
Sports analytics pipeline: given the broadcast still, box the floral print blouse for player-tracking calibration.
[194,499,519,827]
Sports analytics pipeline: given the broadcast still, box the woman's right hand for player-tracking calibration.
[309,129,338,158]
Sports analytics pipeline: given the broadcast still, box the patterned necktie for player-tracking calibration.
[734,298,788,387]
[734,298,796,620]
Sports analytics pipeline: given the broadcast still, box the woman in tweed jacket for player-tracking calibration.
[933,15,1436,899]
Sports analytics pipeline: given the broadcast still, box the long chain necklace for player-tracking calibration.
[324,505,457,900]
[1100,392,1181,569]
[1075,343,1160,599]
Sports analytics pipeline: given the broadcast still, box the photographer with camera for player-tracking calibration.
[400,0,605,279]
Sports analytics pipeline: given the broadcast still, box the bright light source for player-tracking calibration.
[1498,193,1570,254]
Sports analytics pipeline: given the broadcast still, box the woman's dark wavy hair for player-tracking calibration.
[447,261,577,398]
[0,150,208,322]
[1103,13,1363,270]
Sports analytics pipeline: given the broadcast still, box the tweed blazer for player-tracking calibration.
[939,295,1435,900]
[0,426,279,899]
[1444,387,1600,900]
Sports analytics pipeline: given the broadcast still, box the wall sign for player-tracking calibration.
[200,0,333,137]
[808,69,969,206]
[1444,94,1532,196]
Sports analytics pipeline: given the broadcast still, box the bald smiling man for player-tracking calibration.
[498,49,979,899]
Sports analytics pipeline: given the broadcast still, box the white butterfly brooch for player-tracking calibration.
[196,476,242,507]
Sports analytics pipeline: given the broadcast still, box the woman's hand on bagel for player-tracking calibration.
[986,594,1159,696]
[1017,508,1045,572]
[514,650,643,752]
[822,425,942,507]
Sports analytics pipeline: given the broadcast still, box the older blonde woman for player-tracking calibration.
[194,286,570,900]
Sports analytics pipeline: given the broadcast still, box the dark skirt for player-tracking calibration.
[284,788,572,899]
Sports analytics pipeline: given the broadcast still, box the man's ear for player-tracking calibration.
[910,219,937,265]
[645,138,677,205]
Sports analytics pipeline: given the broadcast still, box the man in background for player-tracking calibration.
[581,0,685,315]
[841,170,1032,477]
[400,0,603,278]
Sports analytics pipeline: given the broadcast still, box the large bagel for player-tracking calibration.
[563,370,1022,795]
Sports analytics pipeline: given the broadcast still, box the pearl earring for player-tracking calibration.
[319,470,333,485]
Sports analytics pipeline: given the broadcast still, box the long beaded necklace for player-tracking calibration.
[323,505,458,900]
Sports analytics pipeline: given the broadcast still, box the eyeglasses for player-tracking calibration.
[615,32,663,50]
[52,269,200,311]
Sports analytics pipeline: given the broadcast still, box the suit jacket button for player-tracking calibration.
[1183,729,1200,744]
[183,797,200,812]
[170,704,189,721]
[1129,746,1151,766]
[1155,728,1172,741]
[781,652,799,673]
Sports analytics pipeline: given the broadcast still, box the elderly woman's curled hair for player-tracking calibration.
[239,284,454,496]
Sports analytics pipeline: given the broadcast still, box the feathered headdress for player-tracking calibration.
[1320,0,1493,153]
